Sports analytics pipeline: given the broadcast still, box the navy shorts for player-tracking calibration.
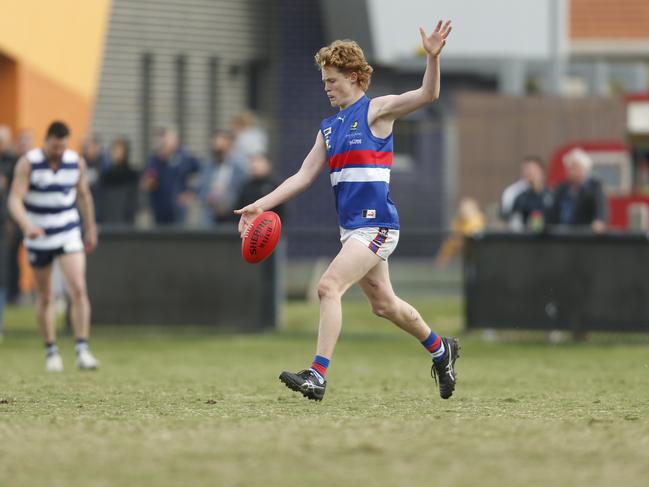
[27,240,84,268]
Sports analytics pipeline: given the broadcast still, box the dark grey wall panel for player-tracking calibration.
[464,232,649,332]
[88,228,280,329]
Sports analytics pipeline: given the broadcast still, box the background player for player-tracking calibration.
[236,21,457,401]
[8,121,100,372]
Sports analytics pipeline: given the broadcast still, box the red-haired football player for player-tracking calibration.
[236,21,458,401]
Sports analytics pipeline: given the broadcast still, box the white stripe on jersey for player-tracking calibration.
[24,189,77,208]
[30,168,80,187]
[26,148,80,165]
[25,227,82,250]
[330,167,391,187]
[27,208,80,229]
[25,148,45,162]
[62,149,79,164]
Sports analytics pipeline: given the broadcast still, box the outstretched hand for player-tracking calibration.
[420,20,452,57]
[233,204,264,238]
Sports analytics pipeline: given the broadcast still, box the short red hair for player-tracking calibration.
[315,40,373,92]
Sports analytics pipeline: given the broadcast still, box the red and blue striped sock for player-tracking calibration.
[421,331,446,363]
[310,355,329,382]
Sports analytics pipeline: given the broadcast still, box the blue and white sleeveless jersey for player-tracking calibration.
[24,148,82,250]
[320,95,399,230]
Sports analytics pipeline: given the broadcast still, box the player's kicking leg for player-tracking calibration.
[32,262,63,372]
[280,238,381,401]
[59,252,99,370]
[358,260,460,399]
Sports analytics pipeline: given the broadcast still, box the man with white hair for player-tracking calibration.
[546,147,607,232]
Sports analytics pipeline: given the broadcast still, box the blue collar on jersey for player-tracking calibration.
[337,94,368,114]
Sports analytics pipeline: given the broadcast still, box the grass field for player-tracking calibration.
[1,298,648,487]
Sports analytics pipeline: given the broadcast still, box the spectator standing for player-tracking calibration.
[510,157,553,231]
[230,111,268,172]
[500,157,539,221]
[0,180,7,337]
[10,130,36,303]
[198,132,247,226]
[0,125,17,189]
[0,126,21,304]
[14,130,34,159]
[235,154,283,220]
[99,137,140,225]
[80,135,109,220]
[546,148,607,233]
[143,127,201,226]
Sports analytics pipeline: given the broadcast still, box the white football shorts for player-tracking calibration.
[339,226,400,261]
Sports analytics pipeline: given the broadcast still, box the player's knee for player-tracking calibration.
[37,293,54,308]
[67,282,88,302]
[317,275,341,300]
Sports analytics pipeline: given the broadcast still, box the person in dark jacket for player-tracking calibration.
[0,182,7,336]
[198,132,247,226]
[143,127,201,225]
[546,147,607,233]
[510,157,553,230]
[235,154,283,220]
[100,137,140,225]
[0,125,19,306]
[81,134,110,221]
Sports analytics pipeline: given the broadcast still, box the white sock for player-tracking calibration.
[45,343,59,357]
[75,340,89,354]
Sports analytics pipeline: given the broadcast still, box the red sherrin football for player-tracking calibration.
[241,211,282,264]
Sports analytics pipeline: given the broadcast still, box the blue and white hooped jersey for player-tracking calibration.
[320,95,399,230]
[24,148,82,250]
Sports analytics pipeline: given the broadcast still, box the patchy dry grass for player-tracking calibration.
[1,299,648,487]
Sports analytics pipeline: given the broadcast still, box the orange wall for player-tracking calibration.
[571,0,649,39]
[17,63,92,150]
[0,54,18,135]
[0,0,112,101]
[0,0,111,149]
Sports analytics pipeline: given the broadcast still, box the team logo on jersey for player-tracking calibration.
[323,127,332,150]
[350,121,358,130]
